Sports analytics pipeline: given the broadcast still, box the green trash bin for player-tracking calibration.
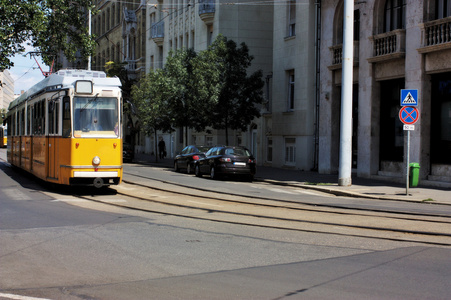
[409,162,420,187]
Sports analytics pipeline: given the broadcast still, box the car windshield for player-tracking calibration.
[225,148,251,156]
[73,96,119,137]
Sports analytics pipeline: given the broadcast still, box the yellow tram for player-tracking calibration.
[0,125,6,148]
[6,69,123,188]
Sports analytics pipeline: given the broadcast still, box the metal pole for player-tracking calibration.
[406,130,410,195]
[88,9,92,71]
[338,0,354,186]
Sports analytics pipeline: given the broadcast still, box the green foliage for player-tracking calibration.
[210,35,265,144]
[131,35,264,145]
[131,69,173,137]
[0,0,95,70]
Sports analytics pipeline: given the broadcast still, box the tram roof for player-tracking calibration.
[9,69,121,110]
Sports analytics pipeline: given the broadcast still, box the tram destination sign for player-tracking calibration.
[400,89,418,106]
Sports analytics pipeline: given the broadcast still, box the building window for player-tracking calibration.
[266,137,273,162]
[384,0,406,32]
[287,70,295,111]
[285,138,296,165]
[436,0,451,19]
[288,0,296,37]
[431,73,451,164]
[207,25,213,46]
[206,136,213,146]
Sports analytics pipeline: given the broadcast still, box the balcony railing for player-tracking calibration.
[198,0,215,24]
[419,17,451,53]
[328,41,359,70]
[151,21,164,45]
[368,29,405,63]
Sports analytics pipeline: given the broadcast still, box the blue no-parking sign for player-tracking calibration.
[400,89,418,106]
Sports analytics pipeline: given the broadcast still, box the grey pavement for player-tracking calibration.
[133,153,451,206]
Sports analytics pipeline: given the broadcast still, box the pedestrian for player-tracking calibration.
[158,137,166,159]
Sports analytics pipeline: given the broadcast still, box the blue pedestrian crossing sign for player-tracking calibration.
[400,89,418,106]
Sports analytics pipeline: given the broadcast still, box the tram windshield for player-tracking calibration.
[73,96,119,137]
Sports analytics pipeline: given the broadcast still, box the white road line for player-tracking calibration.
[3,189,31,200]
[187,200,223,207]
[0,292,52,300]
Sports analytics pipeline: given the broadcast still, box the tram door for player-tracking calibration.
[47,101,59,180]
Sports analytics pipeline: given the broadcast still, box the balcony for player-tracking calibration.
[151,21,164,46]
[418,17,451,54]
[198,0,215,25]
[328,41,360,70]
[368,29,405,63]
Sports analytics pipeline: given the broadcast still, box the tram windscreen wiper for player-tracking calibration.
[80,93,99,112]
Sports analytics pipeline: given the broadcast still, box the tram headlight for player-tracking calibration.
[92,156,101,165]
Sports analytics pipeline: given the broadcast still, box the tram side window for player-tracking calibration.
[27,105,32,135]
[63,96,71,137]
[19,109,25,135]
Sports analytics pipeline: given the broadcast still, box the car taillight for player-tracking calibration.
[193,155,200,160]
[219,157,232,162]
[248,158,256,163]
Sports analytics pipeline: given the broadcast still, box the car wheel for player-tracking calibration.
[187,163,192,174]
[174,161,180,172]
[195,164,202,177]
[210,166,218,180]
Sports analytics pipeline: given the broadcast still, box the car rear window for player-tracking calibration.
[225,148,250,156]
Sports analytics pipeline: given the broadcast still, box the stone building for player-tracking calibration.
[0,70,14,111]
[142,0,274,158]
[319,0,451,185]
[92,0,146,77]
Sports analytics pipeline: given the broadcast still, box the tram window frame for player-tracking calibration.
[62,96,71,137]
[28,105,32,136]
[19,109,25,135]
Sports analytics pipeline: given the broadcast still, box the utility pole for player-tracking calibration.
[338,0,354,186]
[88,9,92,71]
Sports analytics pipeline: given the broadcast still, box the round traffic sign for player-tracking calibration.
[399,106,419,125]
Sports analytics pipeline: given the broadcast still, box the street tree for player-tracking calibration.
[0,0,96,70]
[131,69,173,162]
[161,47,222,145]
[210,35,265,145]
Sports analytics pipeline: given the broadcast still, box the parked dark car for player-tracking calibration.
[123,142,134,163]
[194,146,256,181]
[174,145,212,174]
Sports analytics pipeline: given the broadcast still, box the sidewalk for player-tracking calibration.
[133,153,451,205]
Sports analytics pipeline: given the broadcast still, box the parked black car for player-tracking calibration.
[174,145,212,174]
[194,146,256,181]
[123,142,134,163]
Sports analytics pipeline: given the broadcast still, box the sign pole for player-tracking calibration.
[406,130,410,195]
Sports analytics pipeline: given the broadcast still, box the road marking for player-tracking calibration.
[187,200,223,207]
[51,199,90,203]
[51,199,127,203]
[0,292,52,300]
[3,189,31,200]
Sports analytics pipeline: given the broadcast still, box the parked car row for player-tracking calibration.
[174,145,256,181]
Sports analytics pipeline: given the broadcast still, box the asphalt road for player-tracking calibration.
[1,150,451,299]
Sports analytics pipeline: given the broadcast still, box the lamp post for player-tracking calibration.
[338,0,354,186]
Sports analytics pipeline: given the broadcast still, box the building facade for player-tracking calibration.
[142,0,275,159]
[0,70,14,111]
[319,0,451,185]
[92,0,147,76]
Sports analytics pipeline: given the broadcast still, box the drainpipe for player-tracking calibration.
[313,0,321,171]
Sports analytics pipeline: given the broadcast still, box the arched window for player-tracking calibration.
[384,0,406,32]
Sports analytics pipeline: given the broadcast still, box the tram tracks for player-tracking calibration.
[72,172,451,247]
